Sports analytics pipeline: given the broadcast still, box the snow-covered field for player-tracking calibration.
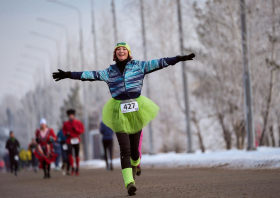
[80,147,280,169]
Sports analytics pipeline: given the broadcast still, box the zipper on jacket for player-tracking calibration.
[123,68,130,98]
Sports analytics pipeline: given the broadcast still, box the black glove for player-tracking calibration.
[176,53,195,61]
[52,69,71,81]
[36,137,40,144]
[66,132,70,136]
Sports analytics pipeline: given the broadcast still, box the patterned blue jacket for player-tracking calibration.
[71,57,179,100]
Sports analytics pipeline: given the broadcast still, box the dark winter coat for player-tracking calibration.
[5,138,20,155]
[100,122,114,140]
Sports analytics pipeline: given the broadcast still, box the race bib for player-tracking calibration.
[70,138,79,145]
[14,155,19,161]
[62,144,68,150]
[121,99,139,113]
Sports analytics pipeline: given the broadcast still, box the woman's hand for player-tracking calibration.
[176,53,195,61]
[52,69,71,81]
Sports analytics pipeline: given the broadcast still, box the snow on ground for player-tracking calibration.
[80,147,280,169]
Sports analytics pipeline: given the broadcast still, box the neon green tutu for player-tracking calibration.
[102,95,160,134]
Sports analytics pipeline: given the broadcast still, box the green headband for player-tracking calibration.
[114,42,131,55]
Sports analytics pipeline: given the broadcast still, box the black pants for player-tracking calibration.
[102,139,113,168]
[67,144,80,171]
[67,143,79,157]
[31,154,38,168]
[9,153,18,173]
[42,160,50,175]
[116,130,142,169]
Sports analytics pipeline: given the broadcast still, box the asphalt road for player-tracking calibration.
[0,168,279,198]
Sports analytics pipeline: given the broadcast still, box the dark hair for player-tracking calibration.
[66,109,76,116]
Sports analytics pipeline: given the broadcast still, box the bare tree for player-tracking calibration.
[191,111,205,153]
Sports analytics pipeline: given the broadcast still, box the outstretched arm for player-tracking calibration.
[52,69,109,82]
[140,53,195,74]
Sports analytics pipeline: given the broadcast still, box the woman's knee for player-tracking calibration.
[120,146,130,158]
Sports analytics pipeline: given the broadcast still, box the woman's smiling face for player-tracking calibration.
[116,46,128,61]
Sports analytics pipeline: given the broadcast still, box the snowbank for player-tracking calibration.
[80,147,280,169]
[80,159,106,169]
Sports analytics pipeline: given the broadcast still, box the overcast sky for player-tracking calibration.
[0,0,128,102]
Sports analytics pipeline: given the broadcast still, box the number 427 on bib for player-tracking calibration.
[121,101,139,113]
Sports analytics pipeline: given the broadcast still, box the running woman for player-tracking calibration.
[62,109,84,176]
[52,42,195,195]
[34,118,57,179]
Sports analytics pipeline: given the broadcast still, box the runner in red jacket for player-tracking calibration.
[62,109,84,176]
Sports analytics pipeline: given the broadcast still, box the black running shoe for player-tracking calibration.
[127,183,137,196]
[136,167,141,176]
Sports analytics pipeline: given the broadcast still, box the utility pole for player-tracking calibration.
[240,0,256,151]
[140,0,154,155]
[90,0,100,103]
[48,0,89,160]
[90,0,98,68]
[111,0,118,43]
[177,0,193,153]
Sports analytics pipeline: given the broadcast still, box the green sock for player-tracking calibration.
[122,168,135,188]
[131,157,140,167]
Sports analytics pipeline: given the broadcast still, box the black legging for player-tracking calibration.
[42,160,50,175]
[67,144,79,157]
[67,144,80,171]
[116,130,142,169]
[103,139,113,168]
[31,154,38,168]
[9,154,18,173]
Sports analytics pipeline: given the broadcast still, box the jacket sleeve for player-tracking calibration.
[57,131,62,143]
[76,121,85,134]
[139,57,180,75]
[62,123,67,136]
[74,121,84,134]
[49,129,57,142]
[100,123,104,135]
[16,140,20,148]
[70,69,109,82]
